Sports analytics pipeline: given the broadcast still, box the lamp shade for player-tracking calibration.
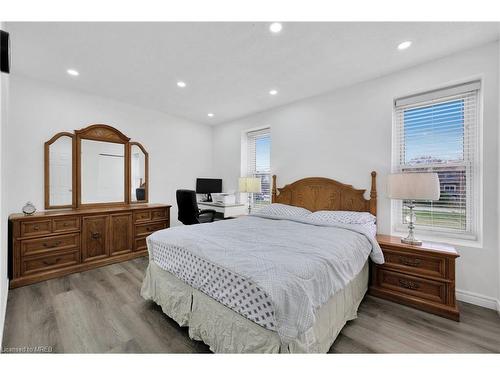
[239,177,262,193]
[387,173,440,200]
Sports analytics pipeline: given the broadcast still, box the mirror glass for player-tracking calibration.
[81,139,125,204]
[49,135,73,206]
[131,144,147,202]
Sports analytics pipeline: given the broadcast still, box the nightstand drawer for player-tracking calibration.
[375,268,447,304]
[382,248,446,278]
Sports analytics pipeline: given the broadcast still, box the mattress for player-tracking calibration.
[146,214,382,344]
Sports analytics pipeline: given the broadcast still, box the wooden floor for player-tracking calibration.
[3,257,500,353]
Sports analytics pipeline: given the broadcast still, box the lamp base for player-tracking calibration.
[401,201,422,246]
[401,237,422,246]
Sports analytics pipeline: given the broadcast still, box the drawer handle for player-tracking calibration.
[43,241,62,248]
[63,222,69,227]
[42,257,61,266]
[91,232,101,240]
[399,256,422,267]
[399,279,420,290]
[34,225,40,230]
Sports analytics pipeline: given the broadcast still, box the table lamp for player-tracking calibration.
[387,172,440,246]
[239,177,262,214]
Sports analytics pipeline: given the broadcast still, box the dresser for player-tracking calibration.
[9,204,170,288]
[369,234,460,321]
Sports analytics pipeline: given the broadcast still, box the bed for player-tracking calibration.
[141,172,383,353]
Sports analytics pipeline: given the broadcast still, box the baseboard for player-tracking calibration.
[456,289,499,312]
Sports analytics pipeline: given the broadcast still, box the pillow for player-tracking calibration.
[253,203,312,218]
[308,210,376,225]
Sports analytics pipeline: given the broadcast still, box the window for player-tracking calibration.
[393,81,480,240]
[245,128,271,210]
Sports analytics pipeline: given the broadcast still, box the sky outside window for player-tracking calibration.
[404,99,464,164]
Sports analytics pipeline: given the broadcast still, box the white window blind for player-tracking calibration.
[246,128,271,210]
[393,81,480,239]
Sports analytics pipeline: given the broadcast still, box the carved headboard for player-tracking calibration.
[272,171,377,216]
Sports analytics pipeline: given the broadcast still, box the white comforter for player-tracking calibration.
[147,215,384,344]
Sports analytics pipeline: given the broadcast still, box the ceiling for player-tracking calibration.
[6,22,500,125]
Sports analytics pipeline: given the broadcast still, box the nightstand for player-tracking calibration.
[369,234,460,321]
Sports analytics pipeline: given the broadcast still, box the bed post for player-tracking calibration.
[272,175,277,203]
[370,171,377,216]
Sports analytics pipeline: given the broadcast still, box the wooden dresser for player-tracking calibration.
[9,204,170,288]
[369,234,460,321]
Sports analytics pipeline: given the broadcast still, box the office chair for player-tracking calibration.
[176,189,217,225]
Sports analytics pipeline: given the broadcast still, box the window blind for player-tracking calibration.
[246,128,271,209]
[393,81,480,238]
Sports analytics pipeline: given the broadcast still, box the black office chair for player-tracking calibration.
[176,189,217,225]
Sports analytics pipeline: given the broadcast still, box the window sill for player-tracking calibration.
[390,228,482,249]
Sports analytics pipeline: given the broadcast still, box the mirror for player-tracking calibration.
[45,124,149,208]
[45,133,75,208]
[130,143,148,202]
[80,139,126,204]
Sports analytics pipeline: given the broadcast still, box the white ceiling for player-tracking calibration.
[7,22,500,125]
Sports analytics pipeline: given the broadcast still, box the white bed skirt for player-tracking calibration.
[141,260,369,353]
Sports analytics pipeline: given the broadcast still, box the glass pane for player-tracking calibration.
[404,99,464,164]
[81,140,125,204]
[402,166,467,231]
[131,145,146,202]
[252,134,271,208]
[49,136,73,206]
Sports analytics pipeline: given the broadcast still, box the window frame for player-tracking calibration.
[391,81,482,246]
[240,126,271,210]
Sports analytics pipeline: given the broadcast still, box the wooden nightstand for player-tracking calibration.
[369,234,460,321]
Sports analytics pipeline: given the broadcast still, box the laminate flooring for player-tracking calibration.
[3,257,500,353]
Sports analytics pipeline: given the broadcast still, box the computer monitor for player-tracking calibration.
[196,178,222,202]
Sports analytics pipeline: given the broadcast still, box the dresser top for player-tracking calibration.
[9,203,171,221]
[376,234,459,257]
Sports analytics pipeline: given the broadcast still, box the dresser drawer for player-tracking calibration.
[135,221,167,237]
[151,208,168,221]
[21,233,80,257]
[21,250,80,276]
[53,217,80,233]
[134,236,148,252]
[375,268,447,304]
[20,219,52,237]
[381,248,446,278]
[133,210,151,223]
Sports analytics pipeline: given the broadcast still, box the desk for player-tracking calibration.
[198,201,247,219]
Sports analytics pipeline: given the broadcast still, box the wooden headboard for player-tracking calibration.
[271,171,377,216]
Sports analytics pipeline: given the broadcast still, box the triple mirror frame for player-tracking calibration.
[44,124,149,209]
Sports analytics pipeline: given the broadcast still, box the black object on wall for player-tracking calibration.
[1,30,10,74]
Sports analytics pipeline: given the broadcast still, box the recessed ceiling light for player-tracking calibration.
[66,69,79,76]
[177,81,187,88]
[207,113,214,118]
[397,41,412,50]
[269,23,282,33]
[269,89,278,96]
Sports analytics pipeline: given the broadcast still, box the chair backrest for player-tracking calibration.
[176,189,200,225]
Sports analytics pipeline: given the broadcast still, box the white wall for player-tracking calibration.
[498,40,500,314]
[0,22,9,349]
[213,42,500,308]
[5,75,213,226]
